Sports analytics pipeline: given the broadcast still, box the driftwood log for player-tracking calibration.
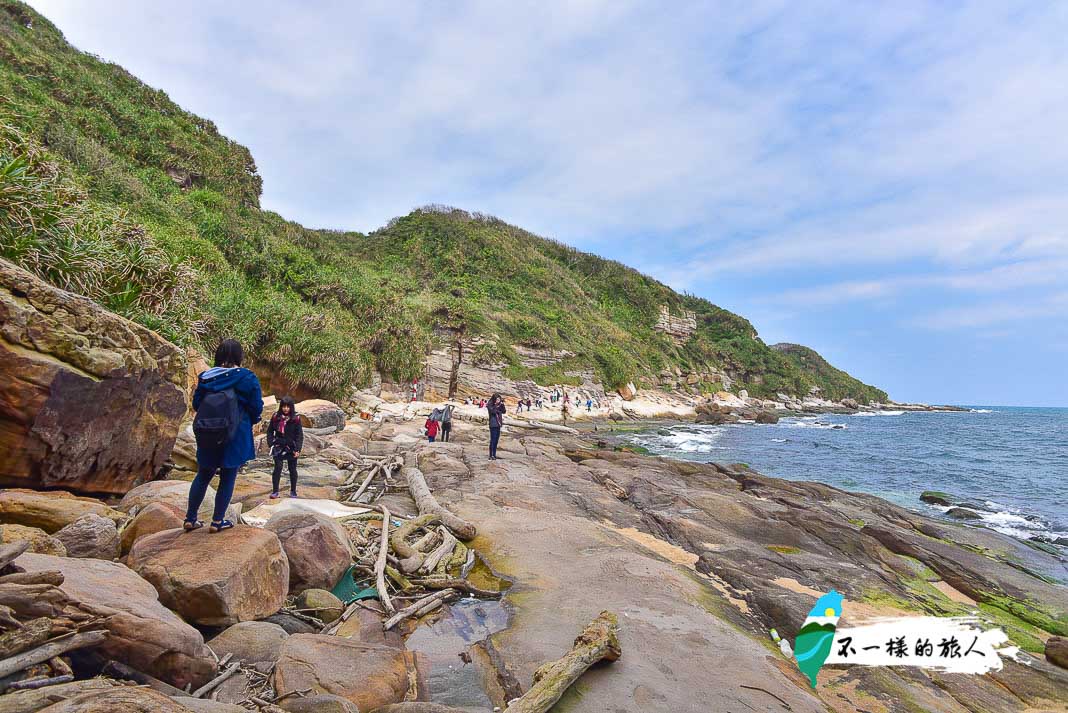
[403,466,476,541]
[418,527,457,575]
[0,619,51,660]
[382,589,457,631]
[0,678,117,712]
[376,506,396,615]
[410,578,502,599]
[0,543,28,573]
[505,611,621,713]
[0,630,108,680]
[390,514,440,574]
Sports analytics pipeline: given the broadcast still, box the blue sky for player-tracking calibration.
[31,1,1068,406]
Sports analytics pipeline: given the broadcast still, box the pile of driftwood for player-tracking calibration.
[0,542,107,694]
[333,464,496,634]
[336,454,404,504]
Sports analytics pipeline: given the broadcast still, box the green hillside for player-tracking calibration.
[0,1,888,403]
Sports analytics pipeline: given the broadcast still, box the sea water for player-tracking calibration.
[627,407,1068,544]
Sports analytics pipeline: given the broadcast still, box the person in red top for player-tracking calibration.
[424,416,440,443]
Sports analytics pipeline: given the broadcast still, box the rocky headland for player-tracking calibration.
[0,261,1066,713]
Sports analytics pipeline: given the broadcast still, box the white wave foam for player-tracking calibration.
[770,438,788,443]
[971,409,994,413]
[852,410,904,416]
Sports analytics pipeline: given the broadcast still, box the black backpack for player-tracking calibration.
[193,388,240,451]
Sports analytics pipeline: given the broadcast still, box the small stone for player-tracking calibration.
[279,694,359,713]
[946,507,981,520]
[207,621,289,664]
[1046,636,1068,670]
[296,588,344,623]
[261,612,319,635]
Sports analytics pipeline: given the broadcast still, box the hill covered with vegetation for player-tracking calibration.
[0,1,888,403]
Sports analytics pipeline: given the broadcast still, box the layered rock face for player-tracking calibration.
[654,304,697,344]
[0,259,187,495]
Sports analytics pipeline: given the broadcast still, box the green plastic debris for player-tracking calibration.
[330,565,379,604]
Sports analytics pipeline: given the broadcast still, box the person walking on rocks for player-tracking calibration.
[186,339,264,533]
[425,413,440,443]
[440,404,454,442]
[487,393,506,460]
[267,396,303,499]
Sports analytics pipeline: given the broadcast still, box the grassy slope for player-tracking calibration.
[0,1,888,403]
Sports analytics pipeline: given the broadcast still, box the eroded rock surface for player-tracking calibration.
[265,510,352,593]
[0,259,187,495]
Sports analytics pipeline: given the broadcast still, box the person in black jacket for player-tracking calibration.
[487,393,506,460]
[267,396,304,498]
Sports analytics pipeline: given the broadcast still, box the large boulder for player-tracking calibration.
[128,526,289,626]
[207,621,289,664]
[265,511,352,593]
[273,634,416,711]
[53,513,120,560]
[617,382,637,401]
[0,522,66,555]
[0,489,124,533]
[120,502,185,555]
[296,399,346,432]
[16,552,215,688]
[0,259,188,495]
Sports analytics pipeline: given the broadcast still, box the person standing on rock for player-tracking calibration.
[267,396,303,499]
[186,339,264,533]
[487,393,506,460]
[440,404,454,442]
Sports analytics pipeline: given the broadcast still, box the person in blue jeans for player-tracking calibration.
[487,393,506,460]
[184,339,263,533]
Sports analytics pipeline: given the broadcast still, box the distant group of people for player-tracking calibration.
[184,340,612,531]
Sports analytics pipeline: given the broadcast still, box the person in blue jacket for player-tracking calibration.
[184,339,264,533]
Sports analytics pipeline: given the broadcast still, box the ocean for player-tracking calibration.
[625,407,1068,544]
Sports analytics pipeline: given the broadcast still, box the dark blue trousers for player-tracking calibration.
[489,426,501,458]
[185,465,238,523]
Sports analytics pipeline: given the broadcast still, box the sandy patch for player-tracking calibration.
[932,580,978,606]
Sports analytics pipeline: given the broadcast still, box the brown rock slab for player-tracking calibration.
[279,694,360,713]
[17,552,215,689]
[0,522,66,555]
[273,634,417,711]
[0,489,124,533]
[265,511,352,593]
[120,502,185,555]
[207,620,289,663]
[0,679,116,713]
[128,526,289,626]
[54,513,120,559]
[171,697,246,713]
[0,259,187,495]
[36,686,193,712]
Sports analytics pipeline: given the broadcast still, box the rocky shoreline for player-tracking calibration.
[0,405,1065,712]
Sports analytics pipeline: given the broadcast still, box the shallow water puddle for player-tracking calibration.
[405,597,511,709]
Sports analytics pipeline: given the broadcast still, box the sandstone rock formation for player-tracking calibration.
[17,552,216,688]
[265,511,352,593]
[118,479,238,524]
[0,488,124,533]
[277,694,359,713]
[0,522,67,555]
[207,621,289,664]
[36,686,195,712]
[654,304,697,344]
[128,526,289,626]
[0,259,188,495]
[53,513,120,559]
[273,634,417,711]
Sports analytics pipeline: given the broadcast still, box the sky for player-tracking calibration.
[29,1,1068,406]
